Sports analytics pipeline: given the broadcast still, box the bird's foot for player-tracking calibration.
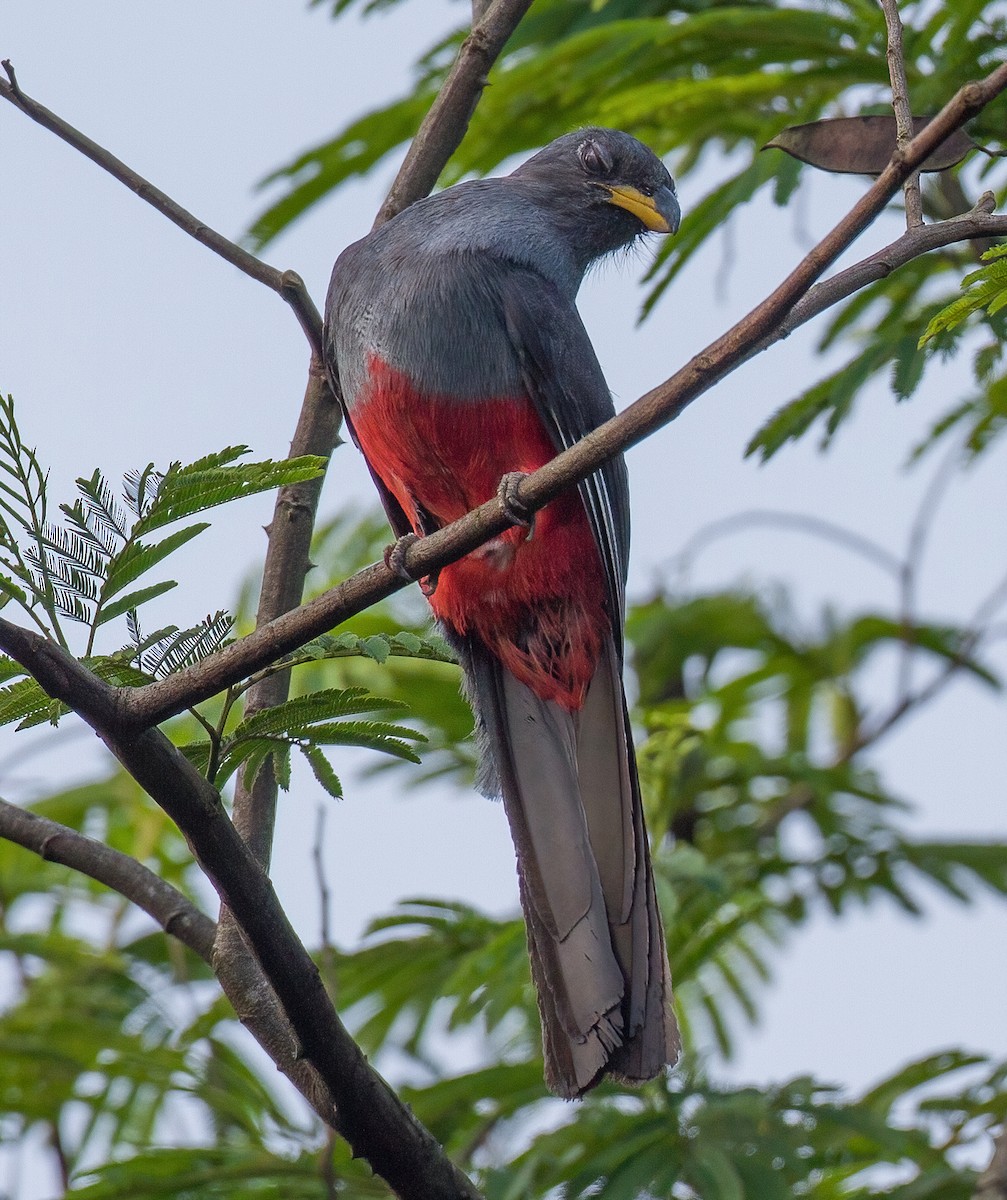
[497,472,535,541]
[384,533,439,596]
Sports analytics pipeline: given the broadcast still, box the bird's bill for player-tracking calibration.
[603,183,681,234]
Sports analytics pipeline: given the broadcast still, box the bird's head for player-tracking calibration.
[510,127,680,261]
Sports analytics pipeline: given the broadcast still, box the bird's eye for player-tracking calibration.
[577,138,614,177]
[640,184,655,197]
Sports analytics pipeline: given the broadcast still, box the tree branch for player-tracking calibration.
[55,63,1005,731]
[0,795,216,962]
[0,59,323,353]
[880,0,924,228]
[373,0,534,227]
[758,193,1007,353]
[0,643,481,1199]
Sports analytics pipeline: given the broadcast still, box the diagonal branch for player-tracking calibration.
[0,58,323,353]
[0,794,216,961]
[45,63,1004,732]
[0,642,481,1200]
[373,0,534,228]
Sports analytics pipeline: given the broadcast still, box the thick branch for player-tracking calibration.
[0,60,322,353]
[73,64,1007,730]
[0,641,479,1199]
[373,0,534,227]
[0,795,216,961]
[880,0,923,227]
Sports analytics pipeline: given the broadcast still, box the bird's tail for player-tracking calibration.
[456,634,680,1098]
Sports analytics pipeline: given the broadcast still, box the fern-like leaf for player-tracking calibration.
[919,243,1007,348]
[134,448,325,535]
[140,612,234,677]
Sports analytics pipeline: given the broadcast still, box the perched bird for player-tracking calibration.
[324,127,681,1098]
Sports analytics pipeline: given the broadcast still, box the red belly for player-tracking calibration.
[352,356,608,710]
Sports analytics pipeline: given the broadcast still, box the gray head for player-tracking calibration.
[509,127,680,264]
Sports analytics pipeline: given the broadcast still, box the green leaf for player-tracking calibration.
[94,580,178,628]
[301,744,343,798]
[134,449,326,535]
[102,523,209,601]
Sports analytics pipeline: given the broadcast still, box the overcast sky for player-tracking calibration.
[2,2,1004,1191]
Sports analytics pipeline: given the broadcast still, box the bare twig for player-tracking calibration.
[0,795,216,961]
[896,441,963,702]
[671,508,903,587]
[852,564,1007,754]
[0,60,323,353]
[373,0,534,227]
[880,0,924,228]
[313,804,333,952]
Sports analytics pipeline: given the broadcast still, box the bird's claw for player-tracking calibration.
[384,533,439,596]
[498,472,535,540]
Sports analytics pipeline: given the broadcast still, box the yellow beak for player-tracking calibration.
[603,183,680,234]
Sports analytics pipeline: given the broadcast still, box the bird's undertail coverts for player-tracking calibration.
[458,635,680,1098]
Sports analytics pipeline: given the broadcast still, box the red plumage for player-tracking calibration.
[353,355,607,711]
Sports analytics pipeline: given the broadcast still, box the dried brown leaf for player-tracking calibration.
[764,115,975,175]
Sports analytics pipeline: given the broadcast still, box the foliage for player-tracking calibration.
[3,560,1006,1194]
[251,0,1007,463]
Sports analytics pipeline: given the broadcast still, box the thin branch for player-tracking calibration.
[0,60,323,354]
[896,440,962,702]
[733,195,1007,368]
[313,804,333,953]
[76,65,1007,731]
[880,0,924,228]
[670,508,903,587]
[373,0,534,227]
[0,795,216,962]
[852,563,1007,754]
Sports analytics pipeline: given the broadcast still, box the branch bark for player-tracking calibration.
[42,64,1003,732]
[373,0,534,228]
[880,0,924,227]
[0,795,216,962]
[0,59,323,353]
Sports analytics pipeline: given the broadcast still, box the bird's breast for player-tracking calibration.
[352,354,608,709]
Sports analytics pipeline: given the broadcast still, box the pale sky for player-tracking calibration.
[1,3,1004,1192]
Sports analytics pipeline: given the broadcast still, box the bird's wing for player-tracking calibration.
[495,264,630,645]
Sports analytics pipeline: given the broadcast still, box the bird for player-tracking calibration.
[324,127,682,1098]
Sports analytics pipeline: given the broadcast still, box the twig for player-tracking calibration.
[373,0,534,227]
[313,804,333,952]
[71,66,1007,731]
[880,0,924,228]
[852,563,1007,754]
[0,795,216,961]
[0,60,323,354]
[896,441,962,703]
[670,508,903,588]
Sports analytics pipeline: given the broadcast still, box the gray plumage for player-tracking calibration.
[325,127,681,1097]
